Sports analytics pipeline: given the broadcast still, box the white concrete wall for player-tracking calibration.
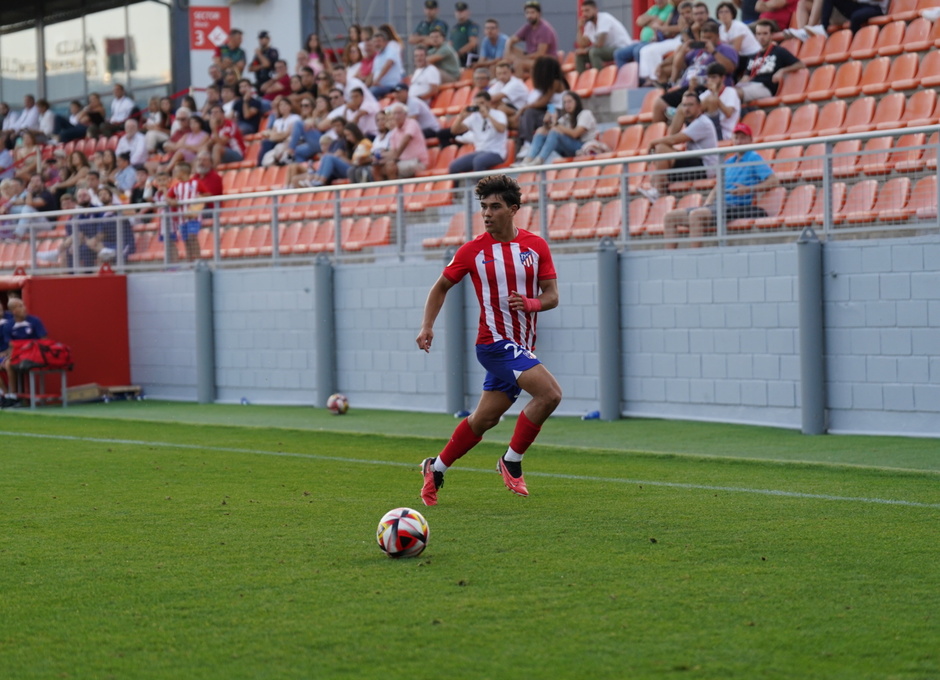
[125,234,940,436]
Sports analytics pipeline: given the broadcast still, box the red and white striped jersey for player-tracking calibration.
[167,178,201,228]
[443,228,556,350]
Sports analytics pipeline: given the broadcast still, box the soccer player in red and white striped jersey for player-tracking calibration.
[416,174,562,505]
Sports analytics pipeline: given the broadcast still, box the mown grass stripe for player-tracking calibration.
[6,430,938,510]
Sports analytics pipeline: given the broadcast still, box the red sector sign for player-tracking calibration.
[189,7,231,50]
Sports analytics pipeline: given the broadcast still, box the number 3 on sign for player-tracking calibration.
[193,29,205,48]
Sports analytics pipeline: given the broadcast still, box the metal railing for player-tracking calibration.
[2,123,937,275]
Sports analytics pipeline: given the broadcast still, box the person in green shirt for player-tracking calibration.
[614,0,677,67]
[427,28,463,82]
[450,2,481,65]
[410,0,450,48]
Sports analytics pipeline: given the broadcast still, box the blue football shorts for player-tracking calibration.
[476,341,541,402]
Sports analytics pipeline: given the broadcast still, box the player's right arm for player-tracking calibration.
[416,275,456,352]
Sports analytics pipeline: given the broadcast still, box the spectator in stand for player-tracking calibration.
[327,87,379,138]
[249,30,279,88]
[235,79,263,135]
[757,0,800,33]
[368,29,404,97]
[92,186,135,263]
[488,61,529,117]
[411,0,449,47]
[0,103,9,130]
[207,104,245,167]
[297,67,319,99]
[333,64,379,109]
[53,100,84,141]
[49,150,90,197]
[639,0,699,86]
[345,43,365,79]
[116,118,148,167]
[214,28,247,75]
[410,46,442,102]
[114,151,136,195]
[0,137,13,181]
[664,123,778,247]
[392,83,441,138]
[640,90,719,202]
[448,91,508,173]
[143,96,172,153]
[294,122,372,187]
[436,67,490,147]
[368,110,393,180]
[505,0,558,78]
[356,36,376,82]
[735,0,761,22]
[381,102,429,179]
[615,0,677,70]
[164,115,210,172]
[301,33,333,76]
[35,99,55,142]
[259,97,302,166]
[219,84,239,119]
[0,95,39,147]
[260,60,292,101]
[699,63,740,141]
[476,19,509,70]
[15,173,58,237]
[426,27,462,83]
[521,90,597,165]
[208,64,224,91]
[736,20,804,102]
[793,0,882,35]
[515,56,566,150]
[4,297,47,392]
[180,95,198,114]
[716,1,761,71]
[652,20,737,123]
[97,149,119,187]
[199,85,222,119]
[164,161,203,261]
[451,2,481,66]
[288,94,330,162]
[345,24,362,60]
[14,132,41,183]
[575,0,633,73]
[103,83,136,136]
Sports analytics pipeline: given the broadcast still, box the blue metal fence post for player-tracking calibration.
[797,227,827,434]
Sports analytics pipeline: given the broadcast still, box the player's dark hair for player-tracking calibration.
[755,18,778,31]
[475,174,522,208]
[531,55,563,97]
[716,1,737,19]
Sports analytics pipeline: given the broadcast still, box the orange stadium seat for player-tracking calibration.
[593,163,626,197]
[882,175,936,221]
[613,124,645,157]
[618,89,662,126]
[221,226,253,257]
[833,180,877,225]
[308,219,338,253]
[836,57,885,98]
[863,53,917,95]
[896,131,937,172]
[589,199,626,238]
[285,221,316,254]
[446,86,473,115]
[739,110,766,139]
[430,89,454,117]
[548,167,579,201]
[813,100,847,135]
[594,128,621,158]
[340,217,370,251]
[905,13,940,50]
[423,212,463,249]
[893,50,940,91]
[797,182,846,227]
[572,68,599,98]
[820,29,852,63]
[881,132,928,174]
[759,183,816,229]
[832,139,863,178]
[594,62,638,96]
[866,92,907,132]
[866,21,907,57]
[871,0,917,23]
[239,226,271,258]
[780,183,823,228]
[858,136,894,175]
[900,88,938,127]
[643,195,678,236]
[840,25,879,60]
[849,178,911,224]
[778,38,801,55]
[547,201,579,241]
[786,103,819,140]
[757,107,791,142]
[277,223,304,254]
[730,186,785,231]
[637,122,666,154]
[572,201,602,239]
[811,60,861,100]
[771,144,806,183]
[818,96,874,136]
[881,17,929,57]
[754,69,808,107]
[796,33,826,67]
[571,165,602,200]
[784,65,833,105]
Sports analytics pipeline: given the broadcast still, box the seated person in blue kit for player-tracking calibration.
[662,122,779,247]
[2,297,47,405]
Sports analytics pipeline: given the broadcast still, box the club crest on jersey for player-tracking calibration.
[519,250,534,267]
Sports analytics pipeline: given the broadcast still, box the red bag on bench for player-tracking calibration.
[10,339,74,370]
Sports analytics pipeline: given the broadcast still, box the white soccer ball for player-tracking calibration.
[326,393,349,414]
[376,507,429,558]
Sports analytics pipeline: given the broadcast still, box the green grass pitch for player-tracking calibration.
[1,404,937,679]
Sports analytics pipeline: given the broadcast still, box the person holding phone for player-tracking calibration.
[447,91,509,173]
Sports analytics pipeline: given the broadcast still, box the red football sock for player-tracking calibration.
[438,418,483,467]
[508,411,542,457]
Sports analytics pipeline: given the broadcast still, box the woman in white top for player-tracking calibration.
[523,91,597,165]
[717,2,761,67]
[259,97,302,166]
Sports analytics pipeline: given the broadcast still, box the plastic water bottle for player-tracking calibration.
[240,397,249,406]
[581,410,600,421]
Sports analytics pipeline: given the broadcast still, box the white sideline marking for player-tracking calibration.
[6,430,940,509]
